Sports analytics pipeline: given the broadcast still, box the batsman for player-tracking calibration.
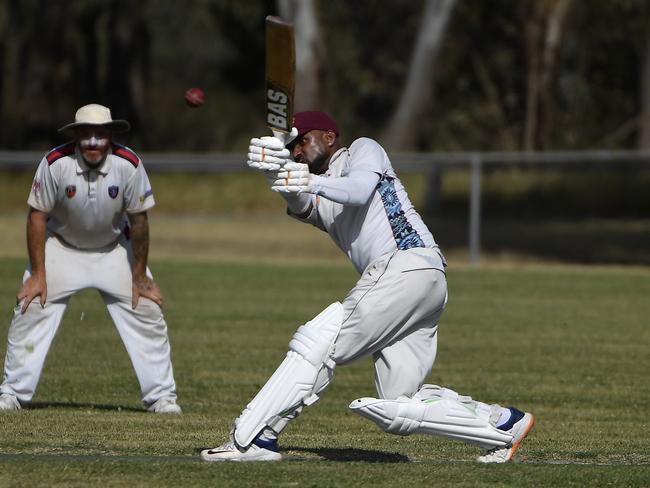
[201,110,535,463]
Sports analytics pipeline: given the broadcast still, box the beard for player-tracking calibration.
[81,149,108,167]
[302,147,329,175]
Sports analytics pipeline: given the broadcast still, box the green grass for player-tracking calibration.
[0,258,648,486]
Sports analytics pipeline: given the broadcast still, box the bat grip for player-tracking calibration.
[271,129,287,143]
[271,127,298,147]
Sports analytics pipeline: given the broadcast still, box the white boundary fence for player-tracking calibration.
[2,150,648,264]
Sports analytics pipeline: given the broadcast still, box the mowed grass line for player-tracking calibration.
[0,258,648,487]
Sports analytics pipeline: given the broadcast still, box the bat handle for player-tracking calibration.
[271,127,298,147]
[272,129,287,143]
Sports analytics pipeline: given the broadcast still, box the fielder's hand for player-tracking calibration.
[132,275,163,309]
[271,162,312,194]
[17,272,47,314]
[247,136,292,171]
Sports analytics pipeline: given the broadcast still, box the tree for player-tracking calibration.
[382,0,457,150]
[0,1,8,134]
[278,0,325,111]
[523,0,573,150]
[108,0,151,147]
[12,0,80,147]
[638,29,650,148]
[376,0,456,217]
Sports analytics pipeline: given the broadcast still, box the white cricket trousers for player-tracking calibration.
[257,247,448,439]
[0,234,178,407]
[333,247,448,400]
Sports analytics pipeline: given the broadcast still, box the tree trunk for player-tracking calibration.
[277,0,325,111]
[108,0,151,146]
[638,30,650,148]
[524,0,572,150]
[539,0,573,149]
[473,56,518,149]
[0,2,6,137]
[382,0,456,151]
[15,0,78,146]
[523,4,542,151]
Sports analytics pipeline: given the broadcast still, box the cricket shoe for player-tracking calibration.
[148,397,182,414]
[477,407,534,463]
[201,437,282,462]
[0,393,21,411]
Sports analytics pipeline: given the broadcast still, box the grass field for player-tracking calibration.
[0,247,648,486]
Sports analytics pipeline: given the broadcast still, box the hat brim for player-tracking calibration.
[57,120,131,134]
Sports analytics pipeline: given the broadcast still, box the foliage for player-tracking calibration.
[0,1,649,151]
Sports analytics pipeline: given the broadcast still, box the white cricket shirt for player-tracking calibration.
[300,137,438,274]
[28,142,155,249]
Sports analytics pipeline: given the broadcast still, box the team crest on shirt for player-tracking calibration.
[32,178,41,194]
[108,185,119,199]
[65,185,76,198]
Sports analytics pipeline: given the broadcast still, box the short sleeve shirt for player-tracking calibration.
[28,142,155,249]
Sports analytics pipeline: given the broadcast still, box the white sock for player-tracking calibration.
[496,407,512,429]
[259,428,278,441]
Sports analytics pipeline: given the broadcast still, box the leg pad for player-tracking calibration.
[233,302,343,448]
[350,393,513,449]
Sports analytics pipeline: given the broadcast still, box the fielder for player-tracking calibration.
[201,111,534,463]
[0,104,181,414]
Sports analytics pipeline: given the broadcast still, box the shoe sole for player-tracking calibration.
[201,454,282,462]
[506,412,535,461]
[154,408,182,414]
[200,450,282,462]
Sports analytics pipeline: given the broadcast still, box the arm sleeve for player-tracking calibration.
[310,170,380,206]
[283,192,324,229]
[27,158,58,213]
[125,162,155,213]
[306,138,388,206]
[280,191,313,215]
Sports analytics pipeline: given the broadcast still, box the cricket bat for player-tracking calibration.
[265,15,295,139]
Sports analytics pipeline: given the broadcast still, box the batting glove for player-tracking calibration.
[247,136,291,171]
[271,162,312,194]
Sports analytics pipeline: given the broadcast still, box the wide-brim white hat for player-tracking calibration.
[58,104,130,133]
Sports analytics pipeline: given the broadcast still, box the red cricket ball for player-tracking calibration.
[185,87,205,108]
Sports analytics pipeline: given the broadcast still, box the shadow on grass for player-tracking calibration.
[25,401,144,413]
[283,445,409,463]
[194,445,409,463]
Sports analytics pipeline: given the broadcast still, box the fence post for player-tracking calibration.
[469,154,482,264]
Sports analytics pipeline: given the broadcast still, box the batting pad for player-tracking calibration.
[350,396,513,450]
[233,302,343,448]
